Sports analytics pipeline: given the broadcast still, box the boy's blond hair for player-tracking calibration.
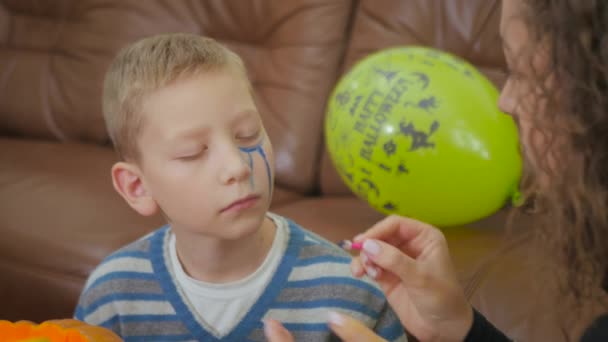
[102,33,247,161]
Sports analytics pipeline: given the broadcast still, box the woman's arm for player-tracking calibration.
[464,309,512,342]
[581,314,608,341]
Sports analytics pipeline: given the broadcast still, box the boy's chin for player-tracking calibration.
[221,212,268,240]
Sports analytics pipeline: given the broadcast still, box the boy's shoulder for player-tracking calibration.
[277,214,351,258]
[80,226,168,292]
[75,226,172,325]
[276,214,382,291]
[271,215,407,340]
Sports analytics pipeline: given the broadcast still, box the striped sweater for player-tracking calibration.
[75,217,407,341]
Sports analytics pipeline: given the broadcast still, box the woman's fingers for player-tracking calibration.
[264,314,389,342]
[350,256,366,277]
[361,239,419,283]
[354,215,446,260]
[328,312,388,342]
[355,215,426,242]
[263,319,295,342]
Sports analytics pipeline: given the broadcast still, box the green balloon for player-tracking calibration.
[325,46,522,227]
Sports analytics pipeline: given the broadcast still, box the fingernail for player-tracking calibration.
[353,234,364,242]
[366,265,379,278]
[328,311,345,326]
[360,252,369,265]
[363,239,381,256]
[263,319,274,335]
[351,261,363,276]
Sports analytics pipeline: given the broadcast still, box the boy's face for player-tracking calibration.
[124,69,274,239]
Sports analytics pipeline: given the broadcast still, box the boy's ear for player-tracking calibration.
[111,162,158,216]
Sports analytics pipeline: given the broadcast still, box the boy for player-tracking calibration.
[75,33,406,341]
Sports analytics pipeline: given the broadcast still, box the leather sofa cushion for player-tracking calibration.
[0,0,355,193]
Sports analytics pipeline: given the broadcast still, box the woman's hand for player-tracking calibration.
[264,215,474,342]
[352,215,473,341]
[264,312,388,342]
[263,319,294,342]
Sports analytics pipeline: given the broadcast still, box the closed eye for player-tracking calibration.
[177,146,208,161]
[237,130,262,145]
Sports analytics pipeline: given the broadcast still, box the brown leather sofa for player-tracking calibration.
[0,1,592,340]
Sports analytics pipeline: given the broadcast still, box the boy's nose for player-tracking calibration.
[220,146,252,185]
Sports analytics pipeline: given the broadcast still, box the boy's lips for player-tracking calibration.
[220,194,260,213]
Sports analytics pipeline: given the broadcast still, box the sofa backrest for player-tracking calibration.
[0,0,355,194]
[320,0,507,195]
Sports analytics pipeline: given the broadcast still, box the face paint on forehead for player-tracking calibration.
[239,138,272,195]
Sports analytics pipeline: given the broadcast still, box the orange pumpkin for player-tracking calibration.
[0,319,122,342]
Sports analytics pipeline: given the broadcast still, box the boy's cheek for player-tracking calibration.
[262,137,276,170]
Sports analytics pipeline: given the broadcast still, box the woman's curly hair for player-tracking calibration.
[514,0,608,316]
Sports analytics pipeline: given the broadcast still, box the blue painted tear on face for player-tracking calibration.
[239,141,272,195]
